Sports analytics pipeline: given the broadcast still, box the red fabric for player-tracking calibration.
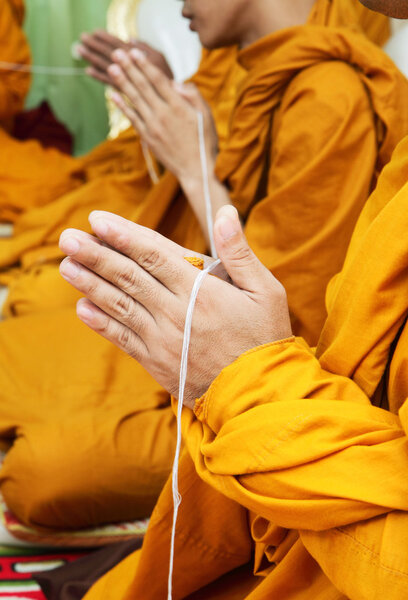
[12,101,73,154]
[0,548,89,599]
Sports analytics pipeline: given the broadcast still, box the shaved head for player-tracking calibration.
[359,0,408,18]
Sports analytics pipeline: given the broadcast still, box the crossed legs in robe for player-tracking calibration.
[0,310,176,529]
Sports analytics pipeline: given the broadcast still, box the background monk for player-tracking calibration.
[57,0,408,586]
[0,0,406,536]
[0,0,403,344]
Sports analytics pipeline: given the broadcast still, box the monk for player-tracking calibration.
[56,2,408,597]
[0,0,403,346]
[0,0,406,535]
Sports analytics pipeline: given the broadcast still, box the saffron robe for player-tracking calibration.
[0,0,30,128]
[0,1,404,344]
[0,0,86,223]
[82,94,408,600]
[0,0,406,532]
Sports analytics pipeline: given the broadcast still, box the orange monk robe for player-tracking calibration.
[0,0,86,224]
[83,142,408,600]
[355,0,391,46]
[1,0,406,347]
[0,0,406,534]
[0,0,30,129]
[0,51,246,531]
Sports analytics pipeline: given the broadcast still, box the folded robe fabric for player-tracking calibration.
[0,0,406,539]
[81,133,408,600]
[78,7,408,600]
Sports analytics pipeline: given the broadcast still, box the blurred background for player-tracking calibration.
[21,1,408,157]
[23,0,201,155]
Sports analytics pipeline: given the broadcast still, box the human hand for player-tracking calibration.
[107,47,218,182]
[59,206,292,409]
[77,30,173,86]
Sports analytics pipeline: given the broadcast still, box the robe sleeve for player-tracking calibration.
[0,0,31,125]
[180,337,408,532]
[245,60,378,345]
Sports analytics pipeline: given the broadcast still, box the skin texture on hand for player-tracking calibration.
[59,206,292,408]
[106,46,229,247]
[108,47,218,181]
[78,30,173,87]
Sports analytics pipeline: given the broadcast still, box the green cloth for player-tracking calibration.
[24,0,111,155]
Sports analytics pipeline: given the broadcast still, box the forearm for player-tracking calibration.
[180,339,408,531]
[180,171,233,250]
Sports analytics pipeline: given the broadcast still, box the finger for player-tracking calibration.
[129,48,176,105]
[78,45,111,73]
[76,298,148,362]
[88,211,199,293]
[85,67,112,86]
[213,205,282,294]
[112,49,163,116]
[93,30,124,49]
[107,63,152,123]
[132,41,173,79]
[113,49,162,112]
[80,32,115,62]
[110,91,147,136]
[60,256,157,333]
[59,228,173,309]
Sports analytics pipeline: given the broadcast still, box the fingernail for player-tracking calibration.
[217,216,239,241]
[130,48,146,62]
[110,91,123,105]
[60,236,80,255]
[60,259,80,280]
[113,48,127,61]
[108,64,121,76]
[77,302,95,322]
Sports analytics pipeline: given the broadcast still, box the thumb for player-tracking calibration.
[213,205,272,293]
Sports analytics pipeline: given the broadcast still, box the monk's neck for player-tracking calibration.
[239,0,316,48]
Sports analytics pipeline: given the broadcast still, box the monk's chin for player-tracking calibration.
[358,0,408,18]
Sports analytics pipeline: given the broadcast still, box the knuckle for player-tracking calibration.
[83,278,99,297]
[230,243,253,264]
[111,231,131,254]
[115,266,140,294]
[112,293,133,320]
[86,248,103,271]
[118,325,133,349]
[139,247,165,272]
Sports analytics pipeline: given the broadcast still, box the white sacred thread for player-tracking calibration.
[168,111,220,599]
[197,111,217,259]
[141,141,160,185]
[0,61,86,76]
[168,258,221,600]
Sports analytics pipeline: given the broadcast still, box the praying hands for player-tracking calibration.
[108,47,217,182]
[78,30,173,86]
[106,46,233,249]
[59,206,292,409]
